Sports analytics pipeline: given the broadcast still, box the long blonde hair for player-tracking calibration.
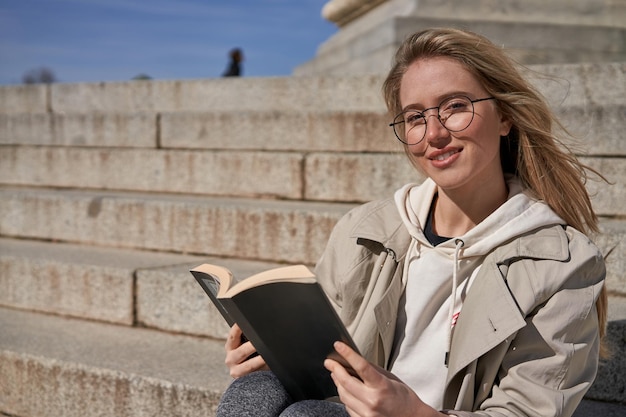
[383,27,608,356]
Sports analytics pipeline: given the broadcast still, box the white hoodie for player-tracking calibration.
[389,176,564,409]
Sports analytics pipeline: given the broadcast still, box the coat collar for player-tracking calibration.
[348,198,412,262]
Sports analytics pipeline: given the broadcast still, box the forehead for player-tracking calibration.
[399,57,484,108]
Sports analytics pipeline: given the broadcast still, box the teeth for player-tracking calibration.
[435,151,456,161]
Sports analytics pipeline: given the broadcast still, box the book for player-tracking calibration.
[190,263,359,401]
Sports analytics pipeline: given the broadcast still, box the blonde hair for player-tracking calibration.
[383,27,608,356]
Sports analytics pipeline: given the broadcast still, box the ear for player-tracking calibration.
[499,116,512,137]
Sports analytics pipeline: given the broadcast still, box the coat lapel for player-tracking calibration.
[446,225,570,381]
[446,256,526,379]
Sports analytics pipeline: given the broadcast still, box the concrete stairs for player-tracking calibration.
[1,62,625,416]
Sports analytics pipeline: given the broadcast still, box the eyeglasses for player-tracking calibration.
[389,96,495,145]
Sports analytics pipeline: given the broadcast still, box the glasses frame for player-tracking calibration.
[389,96,495,145]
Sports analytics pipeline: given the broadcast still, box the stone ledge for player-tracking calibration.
[0,188,623,280]
[47,77,386,113]
[0,188,354,265]
[0,238,205,326]
[1,149,623,213]
[1,236,623,341]
[322,0,388,26]
[0,64,619,114]
[0,84,47,114]
[0,147,305,200]
[0,307,230,417]
[160,110,394,152]
[0,112,157,147]
[0,300,624,417]
[3,104,622,155]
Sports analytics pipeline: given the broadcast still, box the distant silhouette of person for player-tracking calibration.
[222,48,244,77]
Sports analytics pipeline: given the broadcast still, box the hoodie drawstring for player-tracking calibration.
[445,238,465,367]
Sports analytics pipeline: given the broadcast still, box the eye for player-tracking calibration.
[441,97,472,115]
[405,111,426,126]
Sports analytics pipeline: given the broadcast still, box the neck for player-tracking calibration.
[432,178,509,237]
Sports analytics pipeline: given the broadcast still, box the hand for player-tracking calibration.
[224,324,268,378]
[324,342,444,417]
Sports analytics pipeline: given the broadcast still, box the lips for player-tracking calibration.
[428,148,461,161]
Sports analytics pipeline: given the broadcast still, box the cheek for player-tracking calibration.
[406,142,426,157]
[403,147,428,174]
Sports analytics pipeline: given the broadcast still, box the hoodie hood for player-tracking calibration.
[394,176,565,258]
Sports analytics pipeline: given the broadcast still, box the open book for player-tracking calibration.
[190,263,359,401]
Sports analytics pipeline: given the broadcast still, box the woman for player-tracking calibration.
[216,28,607,417]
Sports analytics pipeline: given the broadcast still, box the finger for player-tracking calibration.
[344,404,361,417]
[229,353,267,378]
[330,371,366,417]
[225,340,257,366]
[333,341,381,385]
[225,324,243,351]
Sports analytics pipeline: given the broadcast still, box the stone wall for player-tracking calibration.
[296,0,626,75]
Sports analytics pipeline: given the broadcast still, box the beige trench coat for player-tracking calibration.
[315,198,605,417]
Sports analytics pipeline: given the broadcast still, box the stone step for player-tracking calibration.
[1,63,623,114]
[0,76,386,115]
[1,103,624,155]
[1,234,624,338]
[122,98,626,157]
[0,237,285,338]
[0,110,394,152]
[0,147,623,213]
[1,233,625,330]
[0,187,355,265]
[0,188,624,290]
[1,300,624,417]
[0,306,231,417]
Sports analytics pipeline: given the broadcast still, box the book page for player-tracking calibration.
[190,264,234,298]
[224,264,315,298]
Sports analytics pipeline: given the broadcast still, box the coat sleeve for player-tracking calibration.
[447,230,606,417]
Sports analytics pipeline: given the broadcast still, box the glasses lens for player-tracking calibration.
[440,96,474,132]
[393,111,426,145]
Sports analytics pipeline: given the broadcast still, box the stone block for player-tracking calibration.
[304,151,423,202]
[597,219,626,296]
[50,76,386,113]
[0,188,353,265]
[0,255,134,325]
[303,153,624,215]
[0,84,47,113]
[0,308,230,417]
[0,146,304,199]
[557,104,626,157]
[136,258,284,338]
[0,354,222,417]
[582,157,626,217]
[0,112,156,147]
[160,110,394,152]
[0,238,203,325]
[526,63,626,108]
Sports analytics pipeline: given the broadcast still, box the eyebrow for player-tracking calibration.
[401,91,475,112]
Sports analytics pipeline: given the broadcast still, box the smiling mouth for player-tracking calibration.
[431,149,460,161]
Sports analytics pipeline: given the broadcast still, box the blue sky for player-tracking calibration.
[0,0,337,84]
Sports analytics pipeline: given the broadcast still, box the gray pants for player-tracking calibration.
[216,371,350,417]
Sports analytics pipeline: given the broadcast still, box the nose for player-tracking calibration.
[424,113,449,144]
